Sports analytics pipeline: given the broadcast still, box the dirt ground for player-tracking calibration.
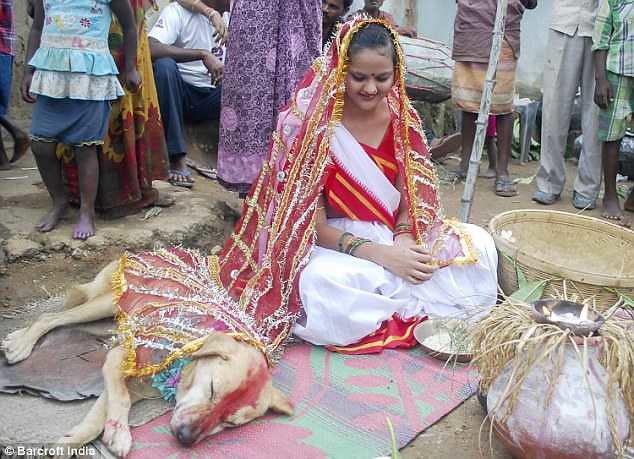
[1,147,632,458]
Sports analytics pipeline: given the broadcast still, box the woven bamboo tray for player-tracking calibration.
[489,210,634,308]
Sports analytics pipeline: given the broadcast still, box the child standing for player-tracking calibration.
[22,0,140,240]
[593,0,634,226]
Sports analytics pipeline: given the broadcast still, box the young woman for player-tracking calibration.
[210,17,498,355]
[290,22,498,351]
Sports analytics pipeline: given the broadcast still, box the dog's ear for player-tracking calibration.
[190,332,233,361]
[268,387,293,416]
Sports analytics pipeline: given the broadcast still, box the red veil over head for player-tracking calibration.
[214,17,447,354]
[115,18,467,377]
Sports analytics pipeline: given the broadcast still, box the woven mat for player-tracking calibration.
[0,298,476,457]
[127,343,476,459]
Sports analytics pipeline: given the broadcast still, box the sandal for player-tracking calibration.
[168,169,194,188]
[495,177,517,197]
[186,158,217,180]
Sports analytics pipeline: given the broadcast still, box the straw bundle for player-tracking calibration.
[471,297,634,456]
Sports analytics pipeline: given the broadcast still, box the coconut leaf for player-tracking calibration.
[386,417,401,459]
[605,288,634,308]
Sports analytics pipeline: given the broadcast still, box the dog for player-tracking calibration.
[1,260,293,457]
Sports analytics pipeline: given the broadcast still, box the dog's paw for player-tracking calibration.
[1,328,36,364]
[52,429,87,459]
[102,419,132,458]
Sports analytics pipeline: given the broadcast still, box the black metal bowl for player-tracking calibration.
[531,299,604,337]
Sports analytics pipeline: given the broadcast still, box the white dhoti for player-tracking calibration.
[293,219,498,346]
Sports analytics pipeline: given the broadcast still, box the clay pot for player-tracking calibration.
[487,338,630,459]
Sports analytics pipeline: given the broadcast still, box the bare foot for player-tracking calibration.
[1,327,39,364]
[73,210,96,240]
[602,198,630,227]
[479,168,497,179]
[37,203,67,232]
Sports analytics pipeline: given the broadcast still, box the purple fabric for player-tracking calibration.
[217,0,321,193]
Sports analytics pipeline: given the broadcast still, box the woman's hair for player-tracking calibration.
[347,23,398,67]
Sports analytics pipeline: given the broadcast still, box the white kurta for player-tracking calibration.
[293,219,498,347]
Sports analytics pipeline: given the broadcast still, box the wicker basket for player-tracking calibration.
[489,210,634,308]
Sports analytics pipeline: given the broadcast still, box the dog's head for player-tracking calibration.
[170,332,293,445]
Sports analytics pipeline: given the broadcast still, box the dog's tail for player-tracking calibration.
[63,260,119,310]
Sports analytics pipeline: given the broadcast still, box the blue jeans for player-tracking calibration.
[0,53,13,117]
[152,58,222,160]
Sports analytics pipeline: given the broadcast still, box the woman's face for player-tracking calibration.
[344,47,395,113]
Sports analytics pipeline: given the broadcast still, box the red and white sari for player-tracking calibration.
[293,122,498,352]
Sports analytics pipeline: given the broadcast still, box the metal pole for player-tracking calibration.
[459,0,509,223]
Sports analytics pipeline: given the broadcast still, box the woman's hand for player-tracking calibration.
[374,243,437,284]
[204,8,228,46]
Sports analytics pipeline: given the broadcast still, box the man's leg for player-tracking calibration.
[152,58,192,187]
[602,140,625,221]
[599,72,631,224]
[494,112,517,197]
[73,145,99,240]
[183,83,222,123]
[574,36,603,206]
[31,140,67,232]
[0,127,8,170]
[625,186,634,213]
[0,116,30,165]
[481,135,498,178]
[458,111,478,177]
[535,30,583,202]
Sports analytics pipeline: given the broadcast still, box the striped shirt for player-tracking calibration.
[592,0,634,76]
[0,0,14,56]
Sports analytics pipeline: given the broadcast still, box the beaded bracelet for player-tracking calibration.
[395,222,411,231]
[338,232,354,253]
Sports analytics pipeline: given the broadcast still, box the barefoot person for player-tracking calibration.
[0,0,29,170]
[23,0,140,240]
[51,0,171,219]
[593,0,634,225]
